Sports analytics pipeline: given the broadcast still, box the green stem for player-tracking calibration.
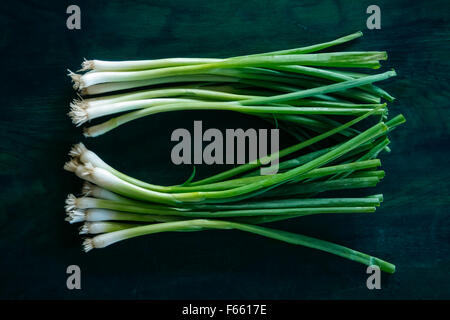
[208,68,381,103]
[172,123,387,203]
[240,71,395,105]
[240,31,364,57]
[259,176,380,198]
[165,159,380,193]
[270,65,394,101]
[191,196,381,210]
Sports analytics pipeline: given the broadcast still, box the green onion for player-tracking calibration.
[64,31,404,273]
[81,219,395,273]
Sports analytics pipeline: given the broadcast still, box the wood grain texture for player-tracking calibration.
[0,0,449,299]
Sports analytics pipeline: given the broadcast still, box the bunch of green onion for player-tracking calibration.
[65,31,404,274]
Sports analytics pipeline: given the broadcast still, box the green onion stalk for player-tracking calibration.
[81,219,395,274]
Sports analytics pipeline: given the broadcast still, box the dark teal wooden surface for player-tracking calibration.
[0,0,449,299]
